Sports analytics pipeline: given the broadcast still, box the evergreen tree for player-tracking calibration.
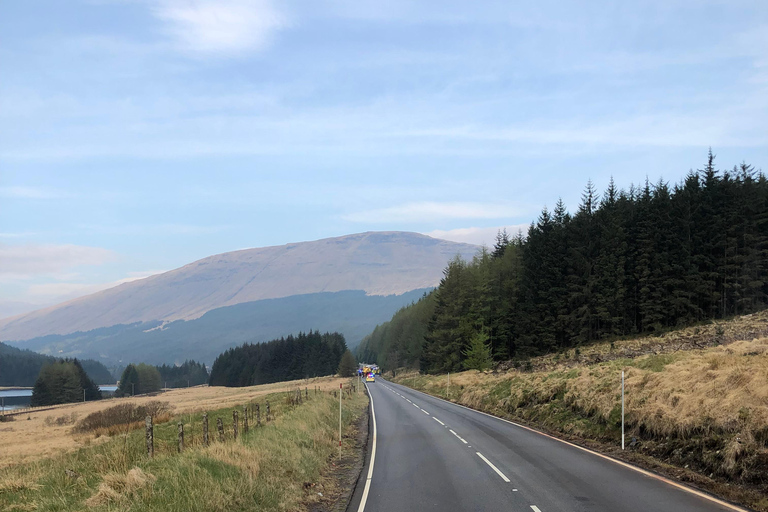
[462,331,493,371]
[117,364,140,396]
[337,349,357,377]
[358,152,768,373]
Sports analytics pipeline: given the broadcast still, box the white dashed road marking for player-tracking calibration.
[476,452,510,482]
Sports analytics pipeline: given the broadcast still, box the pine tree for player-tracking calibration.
[117,364,140,396]
[462,330,493,371]
[337,350,357,377]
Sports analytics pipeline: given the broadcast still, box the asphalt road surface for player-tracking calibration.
[348,378,748,512]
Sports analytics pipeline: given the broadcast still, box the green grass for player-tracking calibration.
[0,385,368,512]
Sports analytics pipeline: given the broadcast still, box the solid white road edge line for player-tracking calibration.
[476,452,511,482]
[356,383,377,512]
[385,380,751,512]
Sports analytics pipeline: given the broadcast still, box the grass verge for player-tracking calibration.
[0,383,368,512]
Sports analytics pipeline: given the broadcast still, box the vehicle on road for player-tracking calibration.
[366,373,375,382]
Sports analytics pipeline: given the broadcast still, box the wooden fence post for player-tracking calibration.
[266,400,270,422]
[256,403,261,426]
[243,406,249,434]
[177,422,184,453]
[305,387,308,399]
[233,410,239,440]
[145,416,153,457]
[203,412,209,446]
[217,417,224,442]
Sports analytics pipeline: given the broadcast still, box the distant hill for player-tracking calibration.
[0,342,114,386]
[10,289,433,365]
[0,232,477,344]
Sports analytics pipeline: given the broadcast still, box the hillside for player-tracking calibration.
[391,311,768,511]
[0,232,477,342]
[12,289,431,365]
[0,342,113,386]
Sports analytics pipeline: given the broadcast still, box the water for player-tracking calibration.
[0,385,119,411]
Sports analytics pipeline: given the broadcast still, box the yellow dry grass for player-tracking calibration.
[0,376,347,468]
[85,467,156,506]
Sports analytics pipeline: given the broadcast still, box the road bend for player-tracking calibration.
[348,378,747,512]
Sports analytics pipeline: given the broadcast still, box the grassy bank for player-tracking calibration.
[392,314,768,511]
[0,383,367,512]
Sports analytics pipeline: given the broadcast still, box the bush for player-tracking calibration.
[74,401,173,433]
[44,413,78,427]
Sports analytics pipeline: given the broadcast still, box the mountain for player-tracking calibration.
[2,232,478,364]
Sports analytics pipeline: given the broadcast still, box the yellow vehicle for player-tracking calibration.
[366,373,375,382]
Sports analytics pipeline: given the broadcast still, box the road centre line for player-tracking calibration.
[449,429,468,444]
[476,452,511,482]
[433,417,445,426]
[421,409,430,415]
[530,507,542,512]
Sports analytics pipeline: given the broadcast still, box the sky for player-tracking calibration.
[1,0,767,317]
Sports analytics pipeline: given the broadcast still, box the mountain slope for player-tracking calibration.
[12,289,432,365]
[0,232,477,342]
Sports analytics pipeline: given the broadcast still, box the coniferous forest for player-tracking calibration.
[0,341,114,386]
[357,154,768,373]
[209,331,347,386]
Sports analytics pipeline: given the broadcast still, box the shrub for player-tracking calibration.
[74,401,173,433]
[44,413,78,427]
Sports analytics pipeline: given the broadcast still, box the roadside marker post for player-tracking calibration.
[339,383,343,460]
[621,370,625,450]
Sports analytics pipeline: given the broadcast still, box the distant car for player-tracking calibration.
[366,373,375,382]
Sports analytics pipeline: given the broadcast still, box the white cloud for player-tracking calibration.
[152,0,286,56]
[426,225,529,246]
[0,244,116,280]
[343,202,520,224]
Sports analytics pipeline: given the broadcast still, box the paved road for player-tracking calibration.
[348,378,748,512]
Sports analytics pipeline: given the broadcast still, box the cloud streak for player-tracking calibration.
[0,244,116,280]
[0,186,68,199]
[152,0,286,56]
[343,202,520,224]
[426,225,529,246]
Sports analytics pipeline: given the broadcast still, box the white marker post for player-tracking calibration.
[447,372,450,397]
[621,370,625,450]
[339,383,343,460]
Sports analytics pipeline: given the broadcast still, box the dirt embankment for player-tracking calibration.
[393,312,768,512]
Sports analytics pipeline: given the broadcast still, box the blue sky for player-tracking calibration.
[1,0,766,316]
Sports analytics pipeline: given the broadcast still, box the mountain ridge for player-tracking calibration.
[1,231,478,342]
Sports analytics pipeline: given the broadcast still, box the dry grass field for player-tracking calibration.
[0,376,367,512]
[0,376,348,468]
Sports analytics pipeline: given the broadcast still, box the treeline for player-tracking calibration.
[210,331,347,387]
[0,341,113,386]
[357,153,768,373]
[157,360,209,388]
[30,359,102,406]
